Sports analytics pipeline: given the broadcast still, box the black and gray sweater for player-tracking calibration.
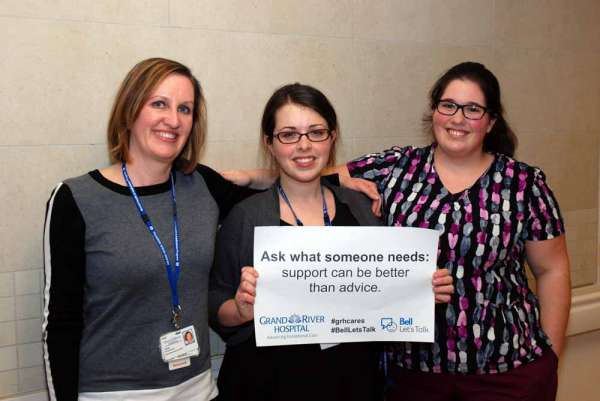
[43,165,253,401]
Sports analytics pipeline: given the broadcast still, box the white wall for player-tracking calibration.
[0,0,599,399]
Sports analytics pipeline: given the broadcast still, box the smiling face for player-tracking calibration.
[268,102,336,185]
[432,79,496,159]
[128,73,194,167]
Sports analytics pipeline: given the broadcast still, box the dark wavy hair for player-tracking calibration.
[261,83,339,167]
[425,61,517,156]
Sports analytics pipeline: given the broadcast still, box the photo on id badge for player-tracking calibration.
[183,330,194,345]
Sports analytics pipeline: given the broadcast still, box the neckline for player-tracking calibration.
[429,144,497,200]
[277,183,331,227]
[89,169,173,196]
[280,191,339,226]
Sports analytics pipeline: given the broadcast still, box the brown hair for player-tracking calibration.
[260,83,339,169]
[107,58,206,174]
[424,61,517,156]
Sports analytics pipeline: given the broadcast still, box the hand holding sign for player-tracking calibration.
[234,267,259,324]
[433,269,453,303]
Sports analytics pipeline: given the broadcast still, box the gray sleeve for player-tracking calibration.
[208,204,255,343]
[334,186,383,227]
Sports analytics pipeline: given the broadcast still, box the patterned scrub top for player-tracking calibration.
[347,145,565,374]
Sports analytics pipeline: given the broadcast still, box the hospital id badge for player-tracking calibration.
[159,325,200,363]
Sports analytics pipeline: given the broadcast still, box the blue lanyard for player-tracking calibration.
[277,184,332,226]
[121,163,182,330]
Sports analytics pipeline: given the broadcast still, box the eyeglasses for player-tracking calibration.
[436,100,489,120]
[273,129,331,144]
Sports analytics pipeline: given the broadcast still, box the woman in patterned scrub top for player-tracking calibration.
[346,62,571,401]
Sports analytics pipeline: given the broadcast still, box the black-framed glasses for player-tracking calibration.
[274,129,332,144]
[436,100,489,120]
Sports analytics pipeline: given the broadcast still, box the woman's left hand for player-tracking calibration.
[221,168,277,189]
[432,268,454,304]
[526,236,571,357]
[221,170,252,186]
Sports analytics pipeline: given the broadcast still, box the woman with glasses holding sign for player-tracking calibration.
[209,83,453,401]
[43,58,254,401]
[226,62,571,401]
[342,62,571,401]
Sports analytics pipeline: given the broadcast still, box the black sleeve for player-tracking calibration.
[195,165,260,221]
[43,184,85,401]
[323,173,340,186]
[208,204,254,341]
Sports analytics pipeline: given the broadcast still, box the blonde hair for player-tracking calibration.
[107,58,206,173]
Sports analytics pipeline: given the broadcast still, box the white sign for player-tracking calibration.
[253,226,439,346]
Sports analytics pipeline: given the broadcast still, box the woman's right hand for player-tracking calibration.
[339,175,382,217]
[234,266,259,323]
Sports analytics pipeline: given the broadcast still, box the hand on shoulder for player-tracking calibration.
[339,175,381,217]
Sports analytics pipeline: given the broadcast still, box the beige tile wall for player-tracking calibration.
[0,0,599,398]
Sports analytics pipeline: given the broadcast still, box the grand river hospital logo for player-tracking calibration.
[259,314,326,334]
[380,317,397,332]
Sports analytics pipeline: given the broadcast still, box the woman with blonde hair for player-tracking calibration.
[43,58,252,401]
